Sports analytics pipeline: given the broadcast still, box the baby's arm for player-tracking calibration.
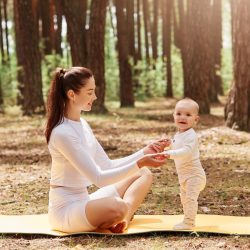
[164,137,197,159]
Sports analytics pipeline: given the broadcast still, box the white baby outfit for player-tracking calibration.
[165,128,206,228]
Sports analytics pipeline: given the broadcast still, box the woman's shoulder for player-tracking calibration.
[51,122,74,140]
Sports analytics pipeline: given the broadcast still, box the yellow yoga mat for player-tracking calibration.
[0,214,249,236]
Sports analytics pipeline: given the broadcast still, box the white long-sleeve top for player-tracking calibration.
[48,117,143,188]
[165,128,205,183]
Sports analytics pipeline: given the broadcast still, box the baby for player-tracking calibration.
[162,98,206,229]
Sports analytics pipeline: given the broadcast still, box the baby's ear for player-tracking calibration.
[195,115,200,123]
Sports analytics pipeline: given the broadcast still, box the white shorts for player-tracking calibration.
[48,185,120,233]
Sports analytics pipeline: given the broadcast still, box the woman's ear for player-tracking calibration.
[67,89,75,101]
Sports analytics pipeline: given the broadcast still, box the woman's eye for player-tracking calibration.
[187,114,191,116]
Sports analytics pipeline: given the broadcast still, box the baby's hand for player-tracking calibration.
[158,138,171,149]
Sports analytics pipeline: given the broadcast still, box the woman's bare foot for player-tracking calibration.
[109,220,127,233]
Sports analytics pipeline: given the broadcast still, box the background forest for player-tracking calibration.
[0,0,249,132]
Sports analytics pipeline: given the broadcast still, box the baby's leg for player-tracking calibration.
[184,177,205,225]
[174,177,205,230]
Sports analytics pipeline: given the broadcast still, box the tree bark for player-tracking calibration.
[142,0,150,64]
[115,0,134,107]
[225,0,250,132]
[54,0,62,55]
[127,0,136,64]
[212,0,223,96]
[0,0,5,63]
[151,0,158,63]
[88,0,108,113]
[63,0,88,66]
[40,0,54,55]
[3,0,9,62]
[162,0,173,97]
[180,0,213,114]
[14,0,44,115]
[136,0,142,61]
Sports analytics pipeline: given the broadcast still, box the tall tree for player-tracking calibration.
[142,0,150,64]
[14,0,44,115]
[115,0,134,107]
[151,0,159,63]
[88,0,108,113]
[162,0,173,97]
[225,0,250,132]
[209,0,223,102]
[0,0,5,63]
[40,0,54,55]
[127,0,136,64]
[54,0,63,55]
[136,0,142,61]
[211,0,223,95]
[177,0,213,114]
[3,0,9,62]
[63,0,88,66]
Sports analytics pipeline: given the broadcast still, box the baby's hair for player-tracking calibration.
[176,97,199,114]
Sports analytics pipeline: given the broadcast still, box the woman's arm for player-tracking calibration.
[54,132,140,188]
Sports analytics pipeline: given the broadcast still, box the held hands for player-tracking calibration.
[143,138,171,155]
[138,138,171,168]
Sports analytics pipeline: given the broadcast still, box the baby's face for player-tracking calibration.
[173,101,199,132]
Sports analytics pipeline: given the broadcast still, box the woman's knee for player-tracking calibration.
[139,167,153,182]
[105,197,128,221]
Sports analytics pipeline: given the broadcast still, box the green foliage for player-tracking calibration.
[41,53,68,101]
[133,59,166,101]
[0,56,18,106]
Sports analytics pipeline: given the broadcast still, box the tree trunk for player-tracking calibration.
[63,0,88,66]
[225,0,250,132]
[212,0,223,97]
[54,0,62,56]
[40,0,54,55]
[151,0,158,63]
[0,73,3,112]
[3,0,9,62]
[0,0,5,63]
[115,0,134,107]
[127,0,136,64]
[136,0,142,61]
[14,0,44,115]
[162,0,173,97]
[181,0,213,114]
[142,0,150,64]
[88,0,108,113]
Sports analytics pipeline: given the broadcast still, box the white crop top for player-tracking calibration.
[48,117,143,188]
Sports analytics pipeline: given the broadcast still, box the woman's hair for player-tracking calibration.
[45,66,93,143]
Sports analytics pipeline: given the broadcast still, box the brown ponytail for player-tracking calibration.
[45,67,93,143]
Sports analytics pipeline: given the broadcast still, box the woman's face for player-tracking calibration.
[74,76,97,112]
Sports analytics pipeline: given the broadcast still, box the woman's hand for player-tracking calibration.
[137,154,169,168]
[143,138,171,155]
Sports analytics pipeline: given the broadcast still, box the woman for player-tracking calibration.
[45,67,169,233]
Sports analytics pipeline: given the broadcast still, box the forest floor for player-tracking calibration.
[0,98,249,250]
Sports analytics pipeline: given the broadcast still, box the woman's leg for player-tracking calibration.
[114,167,153,222]
[85,167,153,233]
